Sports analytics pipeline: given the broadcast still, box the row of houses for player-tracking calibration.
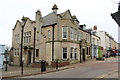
[10,5,118,66]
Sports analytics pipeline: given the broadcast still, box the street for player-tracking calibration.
[20,56,119,78]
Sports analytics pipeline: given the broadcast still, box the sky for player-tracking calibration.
[0,0,119,46]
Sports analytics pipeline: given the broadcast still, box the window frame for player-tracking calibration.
[74,29,77,40]
[62,48,68,59]
[78,32,81,41]
[74,48,77,59]
[24,31,31,43]
[36,49,39,57]
[62,26,68,39]
[70,27,73,40]
[70,47,73,59]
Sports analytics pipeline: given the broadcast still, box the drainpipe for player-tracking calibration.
[20,26,24,75]
[90,33,92,59]
[52,23,57,61]
[33,27,36,63]
[79,41,82,63]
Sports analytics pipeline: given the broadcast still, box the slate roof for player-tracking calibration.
[42,12,57,27]
[42,9,79,27]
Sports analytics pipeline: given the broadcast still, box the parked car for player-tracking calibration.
[116,53,120,56]
[110,53,116,57]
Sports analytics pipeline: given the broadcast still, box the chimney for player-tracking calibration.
[35,10,42,22]
[52,4,58,14]
[93,25,97,30]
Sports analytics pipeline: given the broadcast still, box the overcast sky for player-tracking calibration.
[0,0,119,46]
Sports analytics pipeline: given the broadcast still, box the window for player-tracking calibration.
[74,29,77,40]
[24,31,31,43]
[74,48,77,59]
[70,48,73,59]
[81,32,83,39]
[48,30,51,39]
[36,49,39,57]
[17,48,19,56]
[62,27,67,39]
[63,48,67,59]
[15,34,20,43]
[70,28,73,40]
[14,49,16,56]
[87,47,89,55]
[78,32,81,40]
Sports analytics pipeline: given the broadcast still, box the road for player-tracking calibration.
[20,57,119,78]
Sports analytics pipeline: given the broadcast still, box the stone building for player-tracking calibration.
[11,5,92,66]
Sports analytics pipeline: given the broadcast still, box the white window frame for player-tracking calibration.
[15,34,20,43]
[14,49,16,57]
[78,32,81,41]
[74,48,77,59]
[24,31,31,43]
[62,48,68,59]
[17,48,19,57]
[74,29,77,40]
[62,26,68,39]
[70,47,73,59]
[70,27,73,40]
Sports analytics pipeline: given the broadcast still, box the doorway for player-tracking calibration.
[83,49,85,61]
[28,51,31,64]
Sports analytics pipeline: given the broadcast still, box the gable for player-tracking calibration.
[61,10,73,20]
[13,20,22,30]
[23,19,33,32]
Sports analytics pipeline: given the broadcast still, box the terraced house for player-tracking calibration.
[11,5,92,66]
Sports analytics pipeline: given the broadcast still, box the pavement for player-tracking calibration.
[1,56,119,79]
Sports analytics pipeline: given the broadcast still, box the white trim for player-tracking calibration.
[70,27,73,40]
[62,26,68,39]
[62,47,68,60]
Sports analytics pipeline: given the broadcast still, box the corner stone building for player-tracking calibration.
[11,5,91,65]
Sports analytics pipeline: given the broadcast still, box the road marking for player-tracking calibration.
[96,70,118,78]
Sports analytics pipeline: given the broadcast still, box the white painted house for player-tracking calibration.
[0,45,5,68]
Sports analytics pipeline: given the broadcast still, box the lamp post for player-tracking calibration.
[21,57,24,75]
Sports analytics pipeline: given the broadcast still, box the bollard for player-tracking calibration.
[41,60,46,72]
